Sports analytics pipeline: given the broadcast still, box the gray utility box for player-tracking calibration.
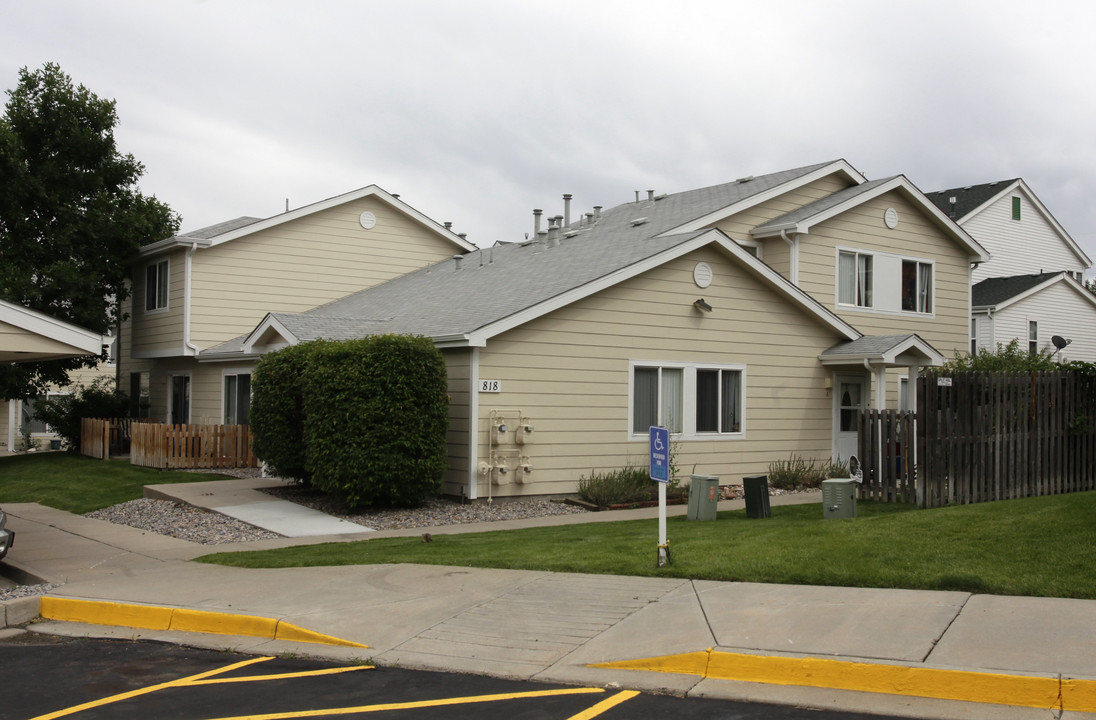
[822,478,858,519]
[743,475,771,519]
[687,474,719,521]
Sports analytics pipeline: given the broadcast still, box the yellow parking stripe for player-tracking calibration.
[38,597,368,648]
[28,656,275,720]
[592,649,1096,712]
[565,690,641,719]
[202,687,608,720]
[189,666,374,685]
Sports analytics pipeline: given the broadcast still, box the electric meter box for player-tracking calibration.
[822,478,858,519]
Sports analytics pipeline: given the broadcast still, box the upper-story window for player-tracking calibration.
[1011,196,1022,221]
[1029,320,1038,354]
[145,259,169,312]
[901,260,933,313]
[837,251,873,308]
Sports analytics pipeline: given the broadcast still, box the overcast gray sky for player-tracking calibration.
[5,0,1096,266]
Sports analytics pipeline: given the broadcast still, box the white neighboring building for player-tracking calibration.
[971,272,1096,363]
[927,179,1095,362]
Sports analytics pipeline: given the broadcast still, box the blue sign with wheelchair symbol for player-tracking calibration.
[649,426,670,483]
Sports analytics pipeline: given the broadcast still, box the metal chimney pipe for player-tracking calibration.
[533,208,543,237]
[563,194,572,227]
[593,206,602,220]
[647,190,655,201]
[444,221,452,230]
[634,191,640,203]
[453,254,464,271]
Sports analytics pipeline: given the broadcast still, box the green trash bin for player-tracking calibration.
[687,474,719,521]
[743,475,771,518]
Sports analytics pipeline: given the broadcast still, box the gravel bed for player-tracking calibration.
[85,499,282,544]
[261,486,589,530]
[0,582,60,603]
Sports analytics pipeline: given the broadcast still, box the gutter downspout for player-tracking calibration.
[467,347,480,501]
[780,229,799,285]
[184,243,200,357]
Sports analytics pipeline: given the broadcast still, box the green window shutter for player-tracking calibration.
[1012,196,1021,220]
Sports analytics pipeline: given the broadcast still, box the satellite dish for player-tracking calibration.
[1052,335,1072,350]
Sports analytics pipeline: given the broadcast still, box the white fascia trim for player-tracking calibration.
[464,229,861,347]
[139,186,477,260]
[241,314,299,354]
[820,337,944,367]
[953,179,1022,225]
[656,160,867,237]
[0,300,103,355]
[198,352,265,364]
[1015,181,1092,268]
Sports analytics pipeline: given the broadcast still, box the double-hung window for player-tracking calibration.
[838,251,873,308]
[901,260,933,313]
[1029,321,1039,355]
[145,259,169,312]
[632,363,744,437]
[224,372,252,426]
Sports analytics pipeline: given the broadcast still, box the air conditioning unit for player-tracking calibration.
[822,478,857,519]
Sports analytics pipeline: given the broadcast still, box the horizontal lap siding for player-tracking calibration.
[474,245,842,497]
[994,283,1096,363]
[968,193,1086,283]
[189,197,460,348]
[130,249,186,354]
[441,350,471,496]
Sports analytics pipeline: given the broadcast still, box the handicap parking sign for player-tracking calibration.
[649,426,670,483]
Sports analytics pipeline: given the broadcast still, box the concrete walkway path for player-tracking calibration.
[2,484,1095,719]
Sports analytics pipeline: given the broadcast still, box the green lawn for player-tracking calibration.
[199,491,1096,599]
[0,452,231,514]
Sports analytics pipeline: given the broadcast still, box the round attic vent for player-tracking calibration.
[694,262,713,288]
[884,208,899,229]
[359,211,377,230]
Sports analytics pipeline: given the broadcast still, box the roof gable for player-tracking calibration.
[973,271,1096,311]
[925,179,1091,269]
[139,186,476,259]
[754,175,990,262]
[0,299,103,362]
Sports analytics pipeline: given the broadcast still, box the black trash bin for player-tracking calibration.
[743,475,771,519]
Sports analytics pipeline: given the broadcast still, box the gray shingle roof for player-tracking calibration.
[925,180,1019,220]
[972,272,1062,307]
[755,177,897,232]
[178,217,263,240]
[819,334,923,359]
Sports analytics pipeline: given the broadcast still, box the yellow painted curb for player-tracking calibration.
[593,649,1096,713]
[38,597,368,649]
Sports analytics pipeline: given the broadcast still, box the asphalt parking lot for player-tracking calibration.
[2,635,906,720]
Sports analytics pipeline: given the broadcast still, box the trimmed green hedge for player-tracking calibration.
[250,341,316,483]
[251,335,449,508]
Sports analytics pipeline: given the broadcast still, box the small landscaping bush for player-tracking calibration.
[767,454,847,490]
[32,377,129,449]
[250,342,317,484]
[577,466,655,507]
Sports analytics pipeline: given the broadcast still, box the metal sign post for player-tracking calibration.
[649,426,671,567]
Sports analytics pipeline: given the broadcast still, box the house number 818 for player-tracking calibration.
[479,380,501,393]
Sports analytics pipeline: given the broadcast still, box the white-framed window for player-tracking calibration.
[901,260,933,313]
[223,371,252,426]
[21,393,68,435]
[145,259,169,312]
[630,362,745,438]
[970,318,978,356]
[1029,320,1039,355]
[838,251,873,307]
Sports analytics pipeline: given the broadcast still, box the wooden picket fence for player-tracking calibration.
[129,422,258,470]
[80,417,113,459]
[856,410,916,504]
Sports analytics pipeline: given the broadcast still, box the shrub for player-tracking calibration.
[302,335,449,509]
[250,342,318,484]
[767,453,847,490]
[577,466,654,507]
[32,377,129,449]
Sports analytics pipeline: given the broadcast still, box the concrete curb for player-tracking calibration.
[594,649,1096,714]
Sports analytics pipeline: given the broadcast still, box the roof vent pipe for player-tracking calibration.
[553,215,564,232]
[647,190,655,201]
[585,212,594,225]
[593,205,602,220]
[634,190,640,203]
[453,254,464,271]
[563,194,572,227]
[547,223,560,248]
[444,221,452,229]
[533,208,543,237]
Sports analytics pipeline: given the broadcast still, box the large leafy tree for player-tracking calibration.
[0,62,179,398]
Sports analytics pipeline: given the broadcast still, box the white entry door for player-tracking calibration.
[834,373,868,462]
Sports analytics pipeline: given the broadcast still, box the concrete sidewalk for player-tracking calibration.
[2,484,1095,719]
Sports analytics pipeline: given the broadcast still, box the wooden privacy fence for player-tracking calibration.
[79,418,133,459]
[129,422,258,470]
[860,371,1096,508]
[856,410,916,504]
[917,370,1096,508]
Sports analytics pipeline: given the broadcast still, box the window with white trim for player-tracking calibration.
[224,372,252,426]
[1029,321,1038,355]
[838,251,873,308]
[145,259,169,312]
[631,363,744,437]
[901,260,933,313]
